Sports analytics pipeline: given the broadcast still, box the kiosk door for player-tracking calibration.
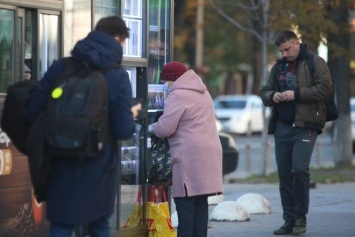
[0,6,61,237]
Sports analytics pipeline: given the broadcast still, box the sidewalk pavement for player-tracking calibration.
[206,182,355,237]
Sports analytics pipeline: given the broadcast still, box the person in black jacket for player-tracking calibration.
[27,16,140,237]
[260,30,332,235]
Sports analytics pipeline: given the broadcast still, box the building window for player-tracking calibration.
[148,0,171,84]
[0,9,15,93]
[123,0,145,58]
[39,14,60,77]
[94,0,120,25]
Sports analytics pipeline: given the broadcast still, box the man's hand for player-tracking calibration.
[281,90,295,102]
[273,92,283,103]
[131,103,141,118]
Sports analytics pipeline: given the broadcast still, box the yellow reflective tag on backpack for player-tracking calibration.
[51,87,63,99]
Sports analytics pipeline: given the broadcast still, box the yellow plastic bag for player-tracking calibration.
[123,186,144,228]
[147,186,176,237]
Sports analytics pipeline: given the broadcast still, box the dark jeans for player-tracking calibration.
[274,121,317,221]
[49,216,111,237]
[174,195,209,237]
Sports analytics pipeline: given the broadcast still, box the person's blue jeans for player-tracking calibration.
[49,216,111,237]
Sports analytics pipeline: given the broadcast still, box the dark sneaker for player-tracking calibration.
[292,217,307,235]
[273,221,294,235]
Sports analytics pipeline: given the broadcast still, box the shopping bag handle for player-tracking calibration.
[157,186,168,203]
[150,185,156,203]
[136,185,142,204]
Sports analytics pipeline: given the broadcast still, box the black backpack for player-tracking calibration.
[26,58,118,202]
[1,80,38,154]
[276,53,338,122]
[45,57,117,159]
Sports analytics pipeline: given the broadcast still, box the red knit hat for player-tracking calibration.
[160,61,187,81]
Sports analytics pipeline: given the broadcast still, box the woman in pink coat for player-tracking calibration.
[153,61,223,237]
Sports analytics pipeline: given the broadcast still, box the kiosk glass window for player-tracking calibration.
[148,0,171,84]
[122,0,147,58]
[0,9,15,93]
[24,10,34,81]
[94,0,120,25]
[39,14,59,77]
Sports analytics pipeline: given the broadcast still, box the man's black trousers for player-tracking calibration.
[274,121,318,221]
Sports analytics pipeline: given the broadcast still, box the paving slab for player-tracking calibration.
[206,182,355,237]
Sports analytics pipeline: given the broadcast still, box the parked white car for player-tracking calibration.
[214,95,265,135]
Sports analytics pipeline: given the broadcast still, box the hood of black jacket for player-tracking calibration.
[71,31,123,69]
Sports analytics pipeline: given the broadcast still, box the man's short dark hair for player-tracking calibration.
[95,16,130,39]
[274,30,298,46]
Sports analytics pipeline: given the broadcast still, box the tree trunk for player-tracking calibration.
[327,3,353,167]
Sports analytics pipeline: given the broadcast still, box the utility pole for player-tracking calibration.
[261,0,270,176]
[196,0,204,67]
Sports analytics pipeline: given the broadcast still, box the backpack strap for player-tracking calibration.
[305,52,315,78]
[306,52,335,98]
[305,52,331,87]
[61,57,81,75]
[275,59,283,79]
[272,59,284,93]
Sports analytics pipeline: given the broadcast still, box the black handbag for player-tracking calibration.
[147,135,172,185]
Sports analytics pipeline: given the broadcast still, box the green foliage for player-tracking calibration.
[173,0,353,93]
[269,1,337,52]
[204,2,253,72]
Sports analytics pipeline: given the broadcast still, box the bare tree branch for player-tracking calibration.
[208,0,263,41]
[213,0,261,11]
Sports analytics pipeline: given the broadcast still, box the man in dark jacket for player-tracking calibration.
[260,30,332,235]
[27,16,139,236]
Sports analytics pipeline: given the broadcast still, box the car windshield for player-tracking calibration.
[215,100,247,109]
